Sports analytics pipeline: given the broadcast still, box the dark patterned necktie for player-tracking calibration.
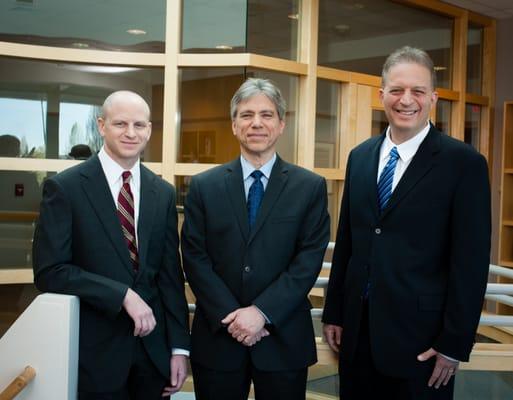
[247,170,264,229]
[118,171,139,271]
[377,146,399,211]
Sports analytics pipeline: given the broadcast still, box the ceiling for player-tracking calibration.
[443,0,513,19]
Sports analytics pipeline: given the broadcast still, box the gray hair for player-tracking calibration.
[382,46,436,89]
[230,78,286,121]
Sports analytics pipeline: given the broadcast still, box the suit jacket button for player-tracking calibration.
[244,266,251,273]
[375,228,381,234]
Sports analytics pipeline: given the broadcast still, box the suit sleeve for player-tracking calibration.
[322,151,353,327]
[157,185,191,350]
[181,176,241,332]
[433,152,491,361]
[32,177,128,319]
[252,176,330,328]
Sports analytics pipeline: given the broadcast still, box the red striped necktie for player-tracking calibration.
[117,171,139,271]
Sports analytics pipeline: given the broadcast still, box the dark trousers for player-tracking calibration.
[78,338,167,400]
[192,360,307,400]
[339,302,455,400]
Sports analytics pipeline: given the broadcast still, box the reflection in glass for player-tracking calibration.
[182,0,300,60]
[178,68,298,164]
[465,104,481,150]
[435,99,451,134]
[0,285,40,336]
[467,24,483,95]
[0,57,164,161]
[372,110,388,137]
[318,0,453,88]
[0,0,166,52]
[315,80,340,168]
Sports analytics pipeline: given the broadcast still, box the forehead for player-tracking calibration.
[105,98,150,120]
[385,62,432,87]
[237,93,277,112]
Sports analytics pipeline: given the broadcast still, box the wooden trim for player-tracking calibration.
[466,94,489,106]
[174,163,219,176]
[482,21,497,164]
[468,11,494,27]
[313,168,344,181]
[355,85,373,146]
[0,212,38,222]
[178,53,251,67]
[450,13,468,141]
[349,72,381,88]
[0,269,33,284]
[248,54,308,75]
[436,88,460,101]
[0,41,165,66]
[339,83,358,174]
[371,87,383,110]
[461,343,513,371]
[398,0,465,17]
[316,66,351,83]
[296,0,318,169]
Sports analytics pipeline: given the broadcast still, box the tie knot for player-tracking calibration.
[251,170,263,180]
[122,171,131,183]
[389,146,399,160]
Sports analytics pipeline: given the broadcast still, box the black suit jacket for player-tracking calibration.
[181,156,330,371]
[33,155,190,392]
[323,126,491,378]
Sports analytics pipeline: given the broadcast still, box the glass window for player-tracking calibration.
[315,80,340,169]
[465,104,481,150]
[0,0,165,52]
[318,0,453,88]
[467,24,483,95]
[0,57,164,161]
[371,110,388,137]
[182,0,300,60]
[177,68,298,164]
[326,180,340,242]
[435,99,451,134]
[0,285,40,337]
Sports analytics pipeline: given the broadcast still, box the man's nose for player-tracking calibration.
[251,115,263,127]
[400,90,413,105]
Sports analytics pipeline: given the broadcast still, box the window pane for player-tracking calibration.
[315,80,340,168]
[372,110,388,137]
[0,0,166,52]
[177,68,298,164]
[465,104,481,150]
[181,0,300,61]
[435,99,452,134]
[467,24,483,95]
[0,57,164,161]
[318,0,453,88]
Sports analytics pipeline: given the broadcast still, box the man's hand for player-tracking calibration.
[323,324,342,353]
[242,328,270,347]
[418,348,459,389]
[122,288,156,337]
[221,305,266,343]
[162,355,188,397]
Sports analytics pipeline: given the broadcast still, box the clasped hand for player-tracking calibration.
[222,305,269,346]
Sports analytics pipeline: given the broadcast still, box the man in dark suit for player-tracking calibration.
[322,46,491,399]
[33,91,190,399]
[181,78,330,400]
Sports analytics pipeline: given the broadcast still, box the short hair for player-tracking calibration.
[381,46,436,89]
[230,78,287,121]
[0,135,21,157]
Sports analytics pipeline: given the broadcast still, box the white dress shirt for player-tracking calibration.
[241,153,276,199]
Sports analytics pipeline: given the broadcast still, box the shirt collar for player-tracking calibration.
[98,146,140,188]
[382,122,431,163]
[240,153,277,180]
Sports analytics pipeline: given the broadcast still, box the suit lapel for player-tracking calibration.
[225,159,250,242]
[248,156,288,244]
[380,126,441,219]
[137,165,157,277]
[80,156,135,276]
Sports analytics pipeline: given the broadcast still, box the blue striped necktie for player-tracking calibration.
[377,146,399,211]
[247,170,264,229]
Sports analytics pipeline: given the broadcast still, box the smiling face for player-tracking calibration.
[97,92,152,169]
[380,62,438,143]
[232,93,285,164]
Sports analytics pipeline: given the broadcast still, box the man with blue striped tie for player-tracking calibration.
[322,46,491,400]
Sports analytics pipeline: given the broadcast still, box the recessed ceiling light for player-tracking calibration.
[334,24,350,34]
[288,13,299,20]
[127,29,147,35]
[72,42,89,49]
[434,66,447,71]
[215,45,233,50]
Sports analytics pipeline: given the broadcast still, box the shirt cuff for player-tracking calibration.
[171,348,190,357]
[253,305,271,324]
[439,352,459,362]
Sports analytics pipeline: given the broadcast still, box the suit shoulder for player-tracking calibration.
[350,135,382,157]
[284,162,324,183]
[192,161,232,182]
[50,158,91,186]
[439,133,487,165]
